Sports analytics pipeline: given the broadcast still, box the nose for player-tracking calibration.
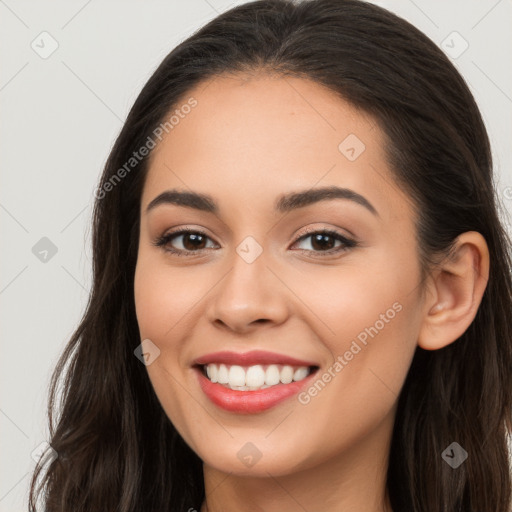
[206,245,290,334]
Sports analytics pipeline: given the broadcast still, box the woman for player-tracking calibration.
[29,0,512,510]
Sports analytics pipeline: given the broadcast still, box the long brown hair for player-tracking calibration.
[29,1,512,510]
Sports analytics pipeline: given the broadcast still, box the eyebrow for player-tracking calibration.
[145,186,379,217]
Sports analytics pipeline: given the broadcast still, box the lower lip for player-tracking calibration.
[194,366,318,414]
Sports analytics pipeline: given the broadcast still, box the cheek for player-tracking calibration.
[289,245,419,348]
[134,255,204,344]
[133,257,202,436]
[133,256,193,407]
[134,264,169,337]
[290,245,421,414]
[288,297,418,472]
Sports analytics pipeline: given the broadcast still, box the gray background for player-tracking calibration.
[1,1,511,510]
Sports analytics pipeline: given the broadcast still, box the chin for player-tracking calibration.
[195,437,316,478]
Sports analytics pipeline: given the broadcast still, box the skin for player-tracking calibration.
[133,71,489,512]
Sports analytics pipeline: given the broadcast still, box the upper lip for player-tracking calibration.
[193,350,319,368]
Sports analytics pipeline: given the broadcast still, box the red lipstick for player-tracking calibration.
[192,350,319,414]
[193,350,318,367]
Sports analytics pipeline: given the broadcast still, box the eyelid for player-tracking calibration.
[294,225,353,240]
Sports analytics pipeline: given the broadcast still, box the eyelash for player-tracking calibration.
[152,227,358,258]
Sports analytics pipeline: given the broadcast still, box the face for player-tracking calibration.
[134,72,425,477]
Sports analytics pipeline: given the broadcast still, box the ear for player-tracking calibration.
[417,231,490,351]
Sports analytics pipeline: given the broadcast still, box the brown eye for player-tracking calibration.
[178,232,208,251]
[293,229,358,255]
[152,228,217,256]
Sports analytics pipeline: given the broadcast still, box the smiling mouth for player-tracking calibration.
[196,363,320,391]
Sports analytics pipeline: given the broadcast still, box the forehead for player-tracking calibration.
[141,72,414,226]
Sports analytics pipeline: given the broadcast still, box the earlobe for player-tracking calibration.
[417,231,490,351]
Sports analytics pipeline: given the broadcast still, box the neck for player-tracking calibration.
[200,407,395,512]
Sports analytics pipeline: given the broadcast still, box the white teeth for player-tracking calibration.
[246,365,265,387]
[228,365,246,387]
[293,367,309,381]
[217,364,229,384]
[280,365,294,384]
[206,364,217,383]
[202,363,314,390]
[265,364,281,386]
